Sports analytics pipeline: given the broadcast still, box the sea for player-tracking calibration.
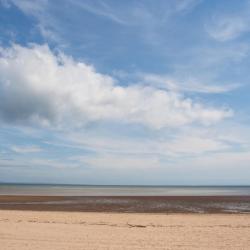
[1,183,250,196]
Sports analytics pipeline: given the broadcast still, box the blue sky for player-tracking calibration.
[0,0,250,185]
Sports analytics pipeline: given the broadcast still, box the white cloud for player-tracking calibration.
[58,126,242,170]
[0,157,78,169]
[0,44,232,129]
[65,128,230,157]
[164,134,228,155]
[179,150,250,172]
[80,153,161,170]
[10,145,42,153]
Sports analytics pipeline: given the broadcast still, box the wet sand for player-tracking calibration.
[0,195,250,213]
[1,210,250,250]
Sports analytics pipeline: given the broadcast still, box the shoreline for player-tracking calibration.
[1,195,250,214]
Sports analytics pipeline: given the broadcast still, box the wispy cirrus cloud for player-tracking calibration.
[10,145,42,154]
[207,16,250,42]
[69,1,128,25]
[141,74,240,94]
[67,0,202,25]
[206,1,250,42]
[1,0,202,48]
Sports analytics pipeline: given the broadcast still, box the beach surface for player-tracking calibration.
[1,195,250,213]
[1,210,250,250]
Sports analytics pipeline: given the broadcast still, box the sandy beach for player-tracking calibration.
[1,195,250,249]
[1,210,250,250]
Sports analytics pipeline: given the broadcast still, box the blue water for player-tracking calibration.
[0,184,250,196]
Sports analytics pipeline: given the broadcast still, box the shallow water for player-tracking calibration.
[1,184,250,196]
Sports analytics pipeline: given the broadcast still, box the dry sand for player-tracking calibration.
[1,210,250,249]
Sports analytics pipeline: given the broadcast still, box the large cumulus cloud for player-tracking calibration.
[0,44,232,129]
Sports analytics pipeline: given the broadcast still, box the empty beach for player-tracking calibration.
[1,210,250,250]
[1,194,250,249]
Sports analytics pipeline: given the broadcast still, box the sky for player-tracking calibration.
[0,0,250,185]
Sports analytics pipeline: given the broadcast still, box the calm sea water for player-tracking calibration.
[0,184,250,196]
